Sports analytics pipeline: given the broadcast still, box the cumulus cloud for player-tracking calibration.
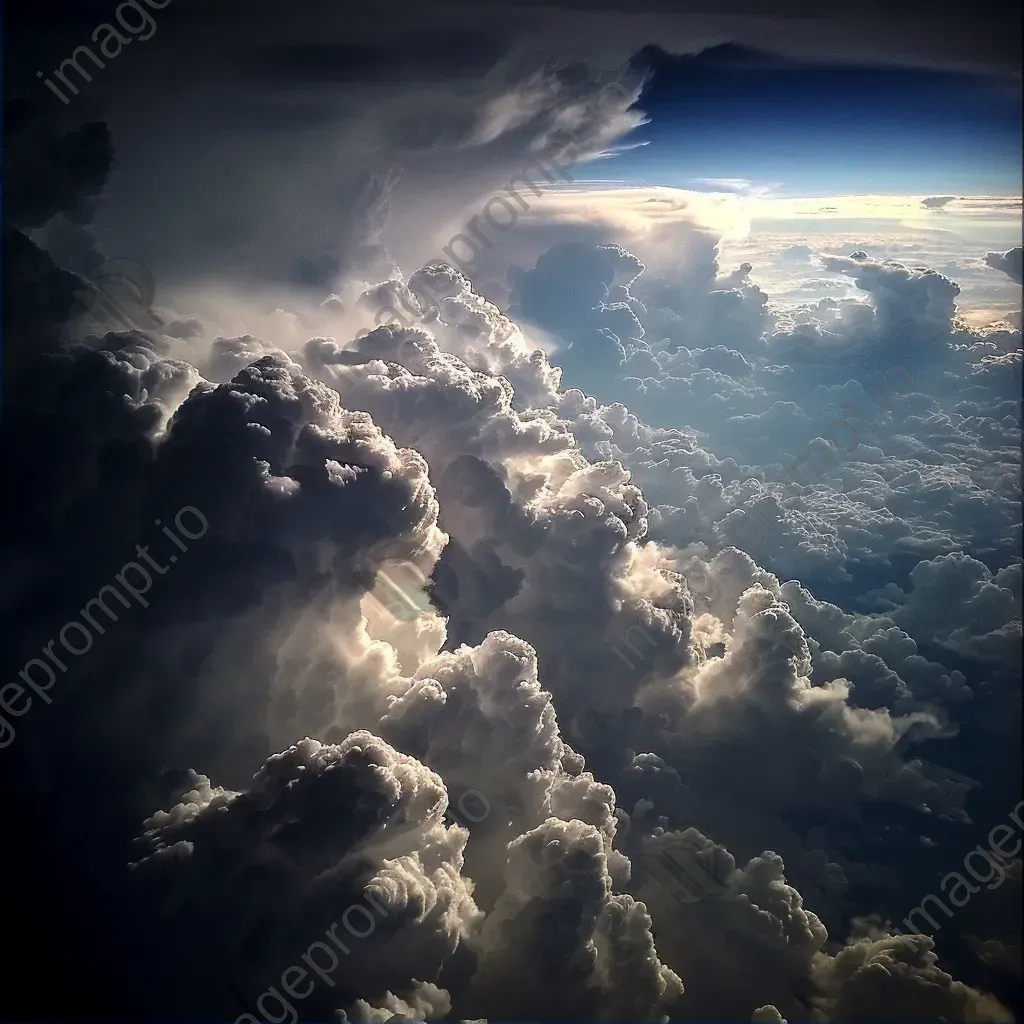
[132,732,481,1020]
[812,922,1014,1022]
[3,51,1019,1024]
[986,246,1024,284]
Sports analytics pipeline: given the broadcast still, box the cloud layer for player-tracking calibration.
[2,42,1021,1023]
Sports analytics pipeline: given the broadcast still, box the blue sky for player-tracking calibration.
[598,44,1022,196]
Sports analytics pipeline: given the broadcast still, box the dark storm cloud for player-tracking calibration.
[4,0,1017,291]
[4,99,113,231]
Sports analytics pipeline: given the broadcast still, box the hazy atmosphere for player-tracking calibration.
[2,0,1021,1020]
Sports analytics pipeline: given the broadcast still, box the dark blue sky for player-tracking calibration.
[599,45,1022,195]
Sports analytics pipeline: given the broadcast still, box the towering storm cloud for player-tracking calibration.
[2,0,1020,1021]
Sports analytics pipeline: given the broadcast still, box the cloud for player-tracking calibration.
[3,56,1020,1023]
[812,921,1014,1021]
[815,253,961,348]
[131,732,481,1020]
[3,97,113,231]
[986,246,1024,284]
